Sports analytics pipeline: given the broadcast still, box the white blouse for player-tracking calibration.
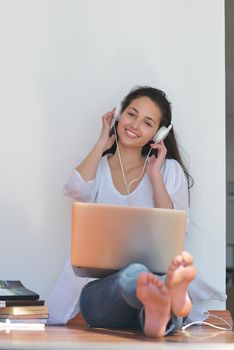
[63,155,189,213]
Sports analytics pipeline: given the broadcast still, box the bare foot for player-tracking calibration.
[165,251,196,318]
[136,272,171,338]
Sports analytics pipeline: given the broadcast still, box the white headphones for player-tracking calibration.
[110,104,172,144]
[153,124,172,143]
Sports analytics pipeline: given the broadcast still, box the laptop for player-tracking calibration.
[71,202,186,277]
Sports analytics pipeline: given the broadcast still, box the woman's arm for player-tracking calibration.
[146,140,173,209]
[76,110,115,181]
[64,110,115,201]
[150,170,174,209]
[76,141,107,182]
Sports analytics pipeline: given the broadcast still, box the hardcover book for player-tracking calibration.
[0,306,48,315]
[0,281,39,300]
[0,299,44,307]
[0,318,47,324]
[0,313,48,319]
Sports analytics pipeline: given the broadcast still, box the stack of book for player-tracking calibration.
[0,280,48,327]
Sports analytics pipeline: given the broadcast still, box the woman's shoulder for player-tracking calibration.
[99,154,109,169]
[163,158,184,175]
[162,158,187,187]
[76,154,108,169]
[95,155,110,180]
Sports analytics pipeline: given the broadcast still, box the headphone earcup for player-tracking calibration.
[110,104,121,129]
[153,124,172,144]
[114,104,121,121]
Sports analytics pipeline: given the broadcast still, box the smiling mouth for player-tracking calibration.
[125,129,139,138]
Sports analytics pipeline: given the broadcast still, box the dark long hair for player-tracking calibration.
[103,86,193,189]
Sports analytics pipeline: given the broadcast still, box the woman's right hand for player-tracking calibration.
[76,109,117,181]
[97,109,116,152]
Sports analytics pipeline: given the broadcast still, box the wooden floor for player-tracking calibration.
[0,311,233,350]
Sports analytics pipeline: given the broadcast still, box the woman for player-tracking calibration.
[62,86,196,337]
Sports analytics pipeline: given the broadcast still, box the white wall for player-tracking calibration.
[226,0,234,172]
[226,0,234,264]
[0,0,225,307]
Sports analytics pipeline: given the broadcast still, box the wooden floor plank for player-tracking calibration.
[0,310,233,349]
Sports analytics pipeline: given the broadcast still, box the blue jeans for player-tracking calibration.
[80,263,183,336]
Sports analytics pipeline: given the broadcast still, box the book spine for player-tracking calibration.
[0,322,45,329]
[0,300,44,307]
[0,314,48,319]
[0,306,48,315]
[0,318,47,324]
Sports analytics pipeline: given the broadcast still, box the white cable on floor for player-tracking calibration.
[181,313,233,331]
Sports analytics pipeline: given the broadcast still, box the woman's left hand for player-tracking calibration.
[146,140,167,179]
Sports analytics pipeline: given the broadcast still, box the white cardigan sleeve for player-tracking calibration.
[163,159,189,213]
[63,160,101,202]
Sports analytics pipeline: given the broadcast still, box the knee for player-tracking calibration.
[79,286,95,326]
[120,263,150,278]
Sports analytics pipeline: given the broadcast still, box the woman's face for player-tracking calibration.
[117,96,162,148]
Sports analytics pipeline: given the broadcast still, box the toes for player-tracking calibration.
[146,274,169,297]
[170,261,176,269]
[151,276,169,296]
[153,278,168,295]
[168,258,180,271]
[174,255,184,265]
[171,251,193,270]
[181,251,194,266]
[159,284,169,296]
[138,272,158,287]
[149,273,155,283]
[140,273,166,291]
[138,272,149,287]
[166,252,194,284]
[152,275,163,288]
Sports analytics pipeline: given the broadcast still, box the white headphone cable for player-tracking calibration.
[113,125,130,194]
[113,124,153,194]
[181,312,233,331]
[127,147,152,193]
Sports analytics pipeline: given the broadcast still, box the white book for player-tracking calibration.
[0,318,47,324]
[0,320,45,330]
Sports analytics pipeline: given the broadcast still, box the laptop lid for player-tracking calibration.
[71,202,186,277]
